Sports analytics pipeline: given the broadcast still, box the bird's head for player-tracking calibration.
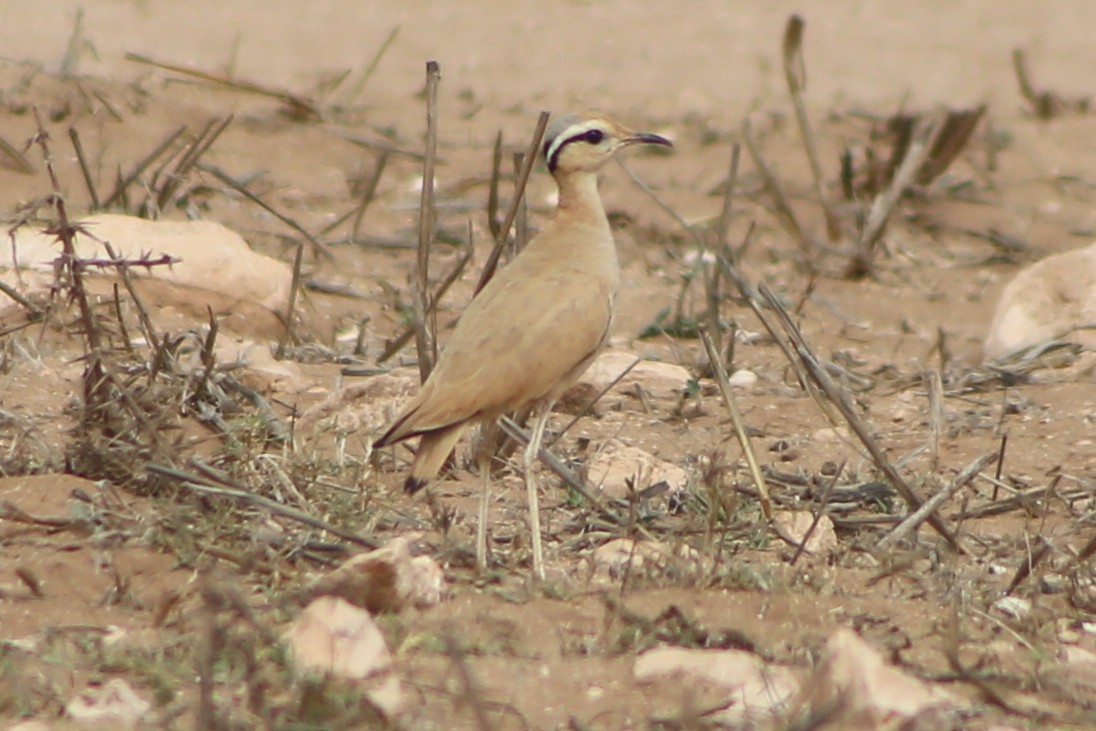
[542,113,672,175]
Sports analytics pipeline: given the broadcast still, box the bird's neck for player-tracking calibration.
[554,170,609,228]
[530,169,618,286]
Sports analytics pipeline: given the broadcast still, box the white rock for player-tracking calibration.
[7,721,54,731]
[1063,645,1096,667]
[810,427,853,444]
[984,240,1096,360]
[65,678,151,727]
[1043,644,1096,698]
[993,595,1032,620]
[309,534,446,614]
[727,369,758,388]
[7,213,292,313]
[799,628,954,726]
[586,443,688,500]
[591,537,700,580]
[772,511,838,554]
[299,368,420,441]
[635,647,798,724]
[577,351,691,399]
[214,338,303,383]
[284,596,402,718]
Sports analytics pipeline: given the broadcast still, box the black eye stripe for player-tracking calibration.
[546,127,609,171]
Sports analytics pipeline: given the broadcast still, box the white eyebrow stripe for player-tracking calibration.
[545,119,607,169]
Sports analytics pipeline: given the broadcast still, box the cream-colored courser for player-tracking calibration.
[374,113,672,579]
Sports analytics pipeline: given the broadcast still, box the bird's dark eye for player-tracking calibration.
[583,129,605,145]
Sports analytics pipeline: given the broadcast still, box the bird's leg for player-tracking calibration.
[476,451,491,573]
[524,402,553,581]
[474,421,497,573]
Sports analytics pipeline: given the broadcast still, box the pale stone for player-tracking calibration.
[8,721,55,731]
[591,537,700,580]
[309,534,446,614]
[635,646,798,724]
[811,427,853,444]
[728,369,758,388]
[992,595,1032,620]
[587,442,688,500]
[7,214,292,314]
[984,240,1096,360]
[284,596,402,718]
[214,338,304,384]
[1063,645,1096,666]
[1042,644,1096,698]
[799,628,954,726]
[66,678,151,727]
[772,511,838,553]
[299,368,420,440]
[577,351,691,399]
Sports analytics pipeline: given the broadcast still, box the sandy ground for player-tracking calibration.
[2,2,1096,729]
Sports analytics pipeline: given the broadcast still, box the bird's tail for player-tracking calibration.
[403,423,466,494]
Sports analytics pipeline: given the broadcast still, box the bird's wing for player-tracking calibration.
[386,267,613,440]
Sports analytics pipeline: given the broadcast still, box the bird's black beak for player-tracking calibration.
[623,131,673,148]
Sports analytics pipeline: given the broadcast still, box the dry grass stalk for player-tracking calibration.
[67,126,100,209]
[915,106,986,186]
[275,241,305,360]
[783,14,840,242]
[877,452,994,550]
[1012,48,1090,119]
[789,459,845,565]
[486,129,504,240]
[318,150,389,237]
[957,478,1088,521]
[102,125,187,209]
[196,162,331,258]
[98,239,165,353]
[413,60,442,382]
[699,329,772,520]
[716,250,816,409]
[497,415,625,527]
[147,460,378,549]
[337,130,426,162]
[335,25,401,105]
[149,115,233,215]
[846,122,932,278]
[126,51,320,120]
[756,281,961,550]
[617,157,700,248]
[991,432,1008,501]
[925,368,944,470]
[351,151,389,241]
[703,142,742,366]
[718,267,963,551]
[31,107,107,395]
[0,275,44,316]
[551,357,640,444]
[377,246,473,365]
[0,134,34,175]
[714,143,742,254]
[741,116,812,256]
[512,151,529,251]
[474,111,550,295]
[1005,536,1051,596]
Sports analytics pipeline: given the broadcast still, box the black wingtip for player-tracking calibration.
[404,476,427,495]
